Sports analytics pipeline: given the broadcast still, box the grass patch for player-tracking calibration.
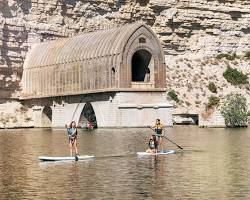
[20,106,29,113]
[167,90,179,103]
[245,51,250,60]
[208,82,217,93]
[223,67,248,85]
[206,96,220,109]
[216,53,239,60]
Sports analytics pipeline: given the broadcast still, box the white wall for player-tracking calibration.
[49,92,173,127]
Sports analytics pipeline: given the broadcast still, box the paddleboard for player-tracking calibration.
[137,150,175,156]
[38,155,95,162]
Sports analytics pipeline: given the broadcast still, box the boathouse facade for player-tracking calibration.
[21,23,172,127]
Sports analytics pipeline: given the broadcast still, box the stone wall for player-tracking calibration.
[33,92,172,127]
[0,0,249,127]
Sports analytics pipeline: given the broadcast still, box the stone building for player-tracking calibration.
[21,23,172,127]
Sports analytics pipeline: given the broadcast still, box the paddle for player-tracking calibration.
[148,127,183,150]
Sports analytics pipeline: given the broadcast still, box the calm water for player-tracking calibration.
[0,126,249,200]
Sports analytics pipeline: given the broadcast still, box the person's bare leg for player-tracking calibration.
[146,149,151,153]
[74,140,78,155]
[149,149,156,154]
[158,137,163,151]
[161,137,164,151]
[69,141,73,156]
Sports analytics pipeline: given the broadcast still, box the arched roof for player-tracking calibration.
[21,22,166,99]
[24,23,158,68]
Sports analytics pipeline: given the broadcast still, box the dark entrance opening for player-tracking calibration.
[173,114,199,125]
[41,106,52,127]
[132,50,152,82]
[136,0,150,6]
[78,102,97,129]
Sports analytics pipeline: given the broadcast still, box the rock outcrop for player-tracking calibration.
[166,54,250,126]
[0,0,249,127]
[0,101,33,128]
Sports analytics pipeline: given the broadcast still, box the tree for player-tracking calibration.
[221,93,248,127]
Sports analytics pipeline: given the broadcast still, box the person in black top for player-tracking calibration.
[65,121,78,157]
[146,135,158,154]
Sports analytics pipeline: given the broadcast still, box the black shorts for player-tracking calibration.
[69,137,77,143]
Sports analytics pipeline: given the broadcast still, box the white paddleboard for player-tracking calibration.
[137,150,175,156]
[38,155,95,161]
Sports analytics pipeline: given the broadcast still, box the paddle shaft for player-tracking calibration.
[161,135,183,150]
[148,127,183,150]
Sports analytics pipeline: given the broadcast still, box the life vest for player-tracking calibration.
[67,128,77,139]
[154,123,163,135]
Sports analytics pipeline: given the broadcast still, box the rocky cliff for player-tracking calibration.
[0,0,249,127]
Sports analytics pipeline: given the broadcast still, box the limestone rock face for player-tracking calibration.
[0,101,33,128]
[0,0,249,127]
[166,54,250,123]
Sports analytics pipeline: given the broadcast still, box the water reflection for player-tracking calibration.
[0,126,249,199]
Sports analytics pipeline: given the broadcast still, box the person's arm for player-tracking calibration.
[66,128,72,139]
[65,124,72,136]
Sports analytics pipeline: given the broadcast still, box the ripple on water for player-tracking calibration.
[0,127,250,199]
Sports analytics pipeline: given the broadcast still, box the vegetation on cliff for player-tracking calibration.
[245,51,250,60]
[223,66,248,85]
[168,90,179,103]
[208,82,217,93]
[221,93,248,127]
[216,53,239,61]
[206,96,220,110]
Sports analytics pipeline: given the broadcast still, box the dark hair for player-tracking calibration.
[152,135,156,141]
[152,135,158,147]
[69,121,76,128]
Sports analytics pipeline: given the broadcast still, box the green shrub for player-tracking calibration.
[223,67,248,85]
[221,93,248,127]
[208,82,217,93]
[168,90,179,103]
[206,96,220,109]
[245,51,250,60]
[216,53,239,60]
[19,106,29,113]
[247,111,250,116]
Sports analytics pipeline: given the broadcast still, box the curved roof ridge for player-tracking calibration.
[24,22,148,68]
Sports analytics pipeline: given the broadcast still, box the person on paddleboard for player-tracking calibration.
[152,119,164,151]
[146,135,158,154]
[65,121,79,157]
[86,121,94,130]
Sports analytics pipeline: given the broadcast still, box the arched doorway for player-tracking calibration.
[78,102,97,128]
[132,50,152,82]
[41,106,52,127]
